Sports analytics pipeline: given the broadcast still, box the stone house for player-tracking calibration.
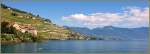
[12,22,37,36]
[17,15,23,18]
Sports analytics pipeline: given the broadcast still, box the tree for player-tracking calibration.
[11,13,18,16]
[37,14,40,17]
[1,3,8,9]
[44,19,51,23]
[1,21,12,33]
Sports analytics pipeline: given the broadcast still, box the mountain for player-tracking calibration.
[1,4,88,43]
[68,26,148,40]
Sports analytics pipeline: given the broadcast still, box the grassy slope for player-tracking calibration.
[1,5,86,40]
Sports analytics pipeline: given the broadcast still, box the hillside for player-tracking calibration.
[1,4,89,43]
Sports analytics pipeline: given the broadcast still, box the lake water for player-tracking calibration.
[1,40,148,54]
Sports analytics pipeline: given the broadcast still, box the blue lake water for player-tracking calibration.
[1,40,148,54]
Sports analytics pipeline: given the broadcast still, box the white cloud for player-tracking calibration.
[62,7,149,28]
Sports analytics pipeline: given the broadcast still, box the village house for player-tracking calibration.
[7,8,11,10]
[32,17,36,19]
[12,22,37,36]
[17,15,23,18]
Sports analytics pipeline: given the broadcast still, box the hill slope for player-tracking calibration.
[1,4,88,42]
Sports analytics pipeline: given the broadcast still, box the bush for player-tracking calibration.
[11,13,18,16]
[1,34,15,41]
[1,4,8,9]
[1,21,11,33]
[90,37,97,40]
[44,19,51,23]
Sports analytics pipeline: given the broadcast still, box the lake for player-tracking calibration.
[1,40,148,54]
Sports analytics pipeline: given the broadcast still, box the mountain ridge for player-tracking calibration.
[67,26,148,40]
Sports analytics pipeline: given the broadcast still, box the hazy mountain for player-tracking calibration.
[68,26,148,40]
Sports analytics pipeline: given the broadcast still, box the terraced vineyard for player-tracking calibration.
[1,4,89,43]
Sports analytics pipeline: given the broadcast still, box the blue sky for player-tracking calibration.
[2,0,149,28]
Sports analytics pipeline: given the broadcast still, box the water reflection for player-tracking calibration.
[1,40,148,53]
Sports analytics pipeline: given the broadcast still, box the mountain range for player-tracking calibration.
[66,26,148,40]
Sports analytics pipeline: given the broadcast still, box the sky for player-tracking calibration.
[2,0,149,29]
